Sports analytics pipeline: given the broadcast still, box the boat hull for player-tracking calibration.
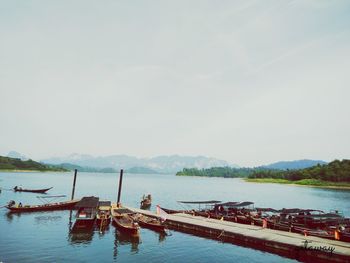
[112,217,140,236]
[6,200,79,213]
[14,187,53,193]
[72,219,96,231]
[138,220,165,232]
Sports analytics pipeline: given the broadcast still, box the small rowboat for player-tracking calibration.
[140,194,152,209]
[111,206,140,237]
[96,201,112,224]
[132,213,166,233]
[6,199,79,213]
[13,186,53,193]
[96,201,111,233]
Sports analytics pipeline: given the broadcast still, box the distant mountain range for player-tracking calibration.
[41,153,236,174]
[261,159,327,170]
[6,151,328,174]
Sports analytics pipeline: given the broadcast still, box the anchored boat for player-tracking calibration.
[13,186,53,193]
[96,201,112,232]
[140,194,152,209]
[111,206,140,237]
[132,213,166,233]
[72,196,99,231]
[6,197,79,213]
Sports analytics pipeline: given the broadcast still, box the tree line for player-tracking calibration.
[176,160,350,183]
[176,167,273,178]
[248,159,350,182]
[0,156,67,172]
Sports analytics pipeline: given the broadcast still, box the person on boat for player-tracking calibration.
[14,186,18,191]
[18,202,22,208]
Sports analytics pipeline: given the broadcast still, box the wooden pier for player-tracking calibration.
[125,206,350,263]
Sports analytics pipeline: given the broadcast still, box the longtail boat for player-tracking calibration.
[13,186,53,193]
[111,206,140,237]
[160,200,222,215]
[132,213,166,233]
[6,199,79,213]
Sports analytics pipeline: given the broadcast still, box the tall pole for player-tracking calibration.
[117,169,124,205]
[71,169,77,200]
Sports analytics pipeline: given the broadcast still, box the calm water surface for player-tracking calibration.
[1,172,350,262]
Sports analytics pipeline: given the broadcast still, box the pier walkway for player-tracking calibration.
[125,206,350,263]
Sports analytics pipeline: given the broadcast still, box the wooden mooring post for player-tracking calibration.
[71,169,78,200]
[117,169,124,205]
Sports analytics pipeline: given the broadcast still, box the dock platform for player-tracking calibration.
[125,206,350,263]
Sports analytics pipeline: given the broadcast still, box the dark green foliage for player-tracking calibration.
[176,167,274,178]
[248,159,350,182]
[0,156,68,172]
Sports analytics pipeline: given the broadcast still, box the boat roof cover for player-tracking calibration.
[177,200,221,204]
[99,201,111,206]
[256,207,280,213]
[219,201,254,207]
[280,208,324,214]
[75,196,99,208]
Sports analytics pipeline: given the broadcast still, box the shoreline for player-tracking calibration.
[244,178,350,190]
[0,169,68,173]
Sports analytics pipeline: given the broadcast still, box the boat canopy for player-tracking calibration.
[75,196,99,208]
[280,208,324,214]
[177,200,221,204]
[256,207,280,213]
[218,201,254,207]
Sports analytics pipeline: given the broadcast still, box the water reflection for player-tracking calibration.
[158,231,166,243]
[113,229,140,259]
[68,210,95,245]
[34,215,62,225]
[95,223,111,236]
[69,230,95,245]
[5,211,14,223]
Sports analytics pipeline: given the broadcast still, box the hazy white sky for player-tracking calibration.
[1,0,349,166]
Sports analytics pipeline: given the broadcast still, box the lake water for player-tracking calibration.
[1,171,349,262]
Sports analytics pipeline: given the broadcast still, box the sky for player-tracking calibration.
[0,0,350,167]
